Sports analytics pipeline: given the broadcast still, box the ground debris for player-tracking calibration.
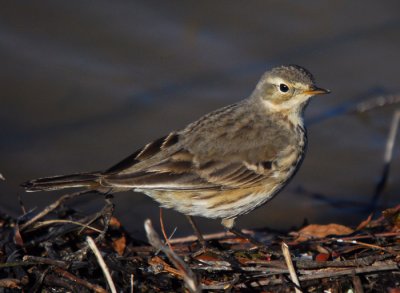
[0,196,399,292]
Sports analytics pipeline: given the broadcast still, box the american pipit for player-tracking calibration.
[22,65,329,243]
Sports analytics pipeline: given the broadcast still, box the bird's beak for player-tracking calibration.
[303,86,330,96]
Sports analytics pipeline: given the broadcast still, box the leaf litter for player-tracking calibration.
[0,193,398,292]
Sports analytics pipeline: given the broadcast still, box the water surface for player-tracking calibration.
[0,1,399,239]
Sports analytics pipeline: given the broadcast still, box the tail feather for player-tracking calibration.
[21,172,101,192]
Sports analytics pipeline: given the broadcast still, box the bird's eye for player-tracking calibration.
[279,83,289,93]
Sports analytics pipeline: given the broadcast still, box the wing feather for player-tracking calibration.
[100,104,291,191]
[102,146,274,191]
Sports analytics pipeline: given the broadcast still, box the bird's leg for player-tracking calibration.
[187,216,231,258]
[186,216,207,249]
[221,218,265,248]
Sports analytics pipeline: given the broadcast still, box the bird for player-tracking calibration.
[22,65,329,245]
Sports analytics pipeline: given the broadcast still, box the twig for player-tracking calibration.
[22,255,87,271]
[31,267,50,292]
[281,242,302,293]
[144,219,201,293]
[155,227,177,255]
[331,231,400,241]
[296,261,398,281]
[295,253,392,269]
[42,273,74,291]
[86,236,117,293]
[18,194,26,214]
[307,92,400,125]
[0,261,36,268]
[352,275,364,293]
[354,94,400,113]
[52,267,107,293]
[159,208,173,251]
[370,110,400,212]
[130,274,134,293]
[191,264,287,273]
[335,238,399,256]
[191,252,395,274]
[169,230,233,244]
[235,261,399,288]
[30,219,102,233]
[23,255,69,268]
[19,190,92,231]
[76,200,114,235]
[65,198,114,261]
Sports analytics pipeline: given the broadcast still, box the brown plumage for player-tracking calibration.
[22,65,329,230]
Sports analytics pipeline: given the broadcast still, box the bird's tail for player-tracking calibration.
[21,172,102,192]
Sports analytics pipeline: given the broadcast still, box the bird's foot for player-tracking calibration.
[228,227,268,252]
[190,238,229,257]
[190,241,238,269]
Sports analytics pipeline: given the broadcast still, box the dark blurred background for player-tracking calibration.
[1,1,399,239]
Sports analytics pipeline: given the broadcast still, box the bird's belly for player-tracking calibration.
[136,180,284,220]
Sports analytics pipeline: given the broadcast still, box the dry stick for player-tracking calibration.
[229,261,399,289]
[191,256,399,275]
[86,236,117,293]
[18,194,27,214]
[30,219,102,233]
[42,274,75,291]
[310,232,400,246]
[281,242,302,293]
[19,190,92,231]
[0,261,37,269]
[23,255,69,268]
[354,94,400,113]
[31,267,50,292]
[190,262,398,274]
[191,262,286,273]
[159,208,173,251]
[352,275,364,293]
[76,200,114,235]
[170,230,234,244]
[241,254,393,269]
[307,93,400,125]
[335,238,399,256]
[264,262,399,285]
[370,110,400,212]
[295,253,392,269]
[130,274,134,293]
[144,219,201,293]
[52,267,107,293]
[65,198,114,261]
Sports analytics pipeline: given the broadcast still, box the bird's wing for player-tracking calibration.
[101,101,295,191]
[101,131,282,191]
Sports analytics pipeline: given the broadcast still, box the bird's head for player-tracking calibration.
[254,65,330,112]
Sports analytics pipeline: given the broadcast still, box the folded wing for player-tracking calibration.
[101,131,276,191]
